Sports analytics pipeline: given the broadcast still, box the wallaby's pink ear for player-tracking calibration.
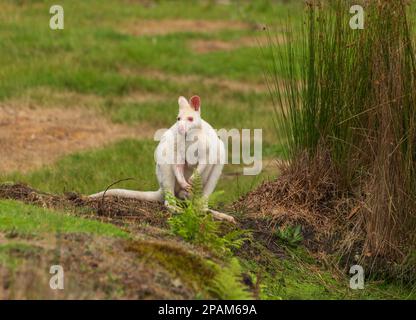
[190,95,201,111]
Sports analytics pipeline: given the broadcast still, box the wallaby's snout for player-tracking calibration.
[178,121,186,135]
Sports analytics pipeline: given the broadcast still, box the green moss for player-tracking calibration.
[125,240,216,295]
[240,243,416,300]
[0,242,41,270]
[0,200,129,238]
[125,240,254,300]
[209,257,253,299]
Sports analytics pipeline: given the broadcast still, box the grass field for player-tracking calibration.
[0,0,415,299]
[0,0,294,202]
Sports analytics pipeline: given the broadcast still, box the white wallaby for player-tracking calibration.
[89,95,234,223]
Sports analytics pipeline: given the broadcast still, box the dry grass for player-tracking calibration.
[256,0,416,282]
[235,151,355,253]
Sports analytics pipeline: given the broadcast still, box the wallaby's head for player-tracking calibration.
[176,95,202,135]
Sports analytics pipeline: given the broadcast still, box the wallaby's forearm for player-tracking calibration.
[174,164,190,190]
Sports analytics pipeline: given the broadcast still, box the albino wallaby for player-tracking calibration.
[89,95,232,221]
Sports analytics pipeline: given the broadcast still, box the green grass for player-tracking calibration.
[0,0,294,156]
[242,245,416,300]
[4,139,158,195]
[0,0,302,100]
[0,200,128,238]
[108,96,280,143]
[0,0,294,151]
[3,139,274,205]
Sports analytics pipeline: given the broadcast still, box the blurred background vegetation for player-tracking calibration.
[0,0,304,204]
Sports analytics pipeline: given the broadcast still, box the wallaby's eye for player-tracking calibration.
[187,117,194,122]
[177,117,181,121]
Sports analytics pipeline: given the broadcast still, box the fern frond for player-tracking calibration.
[190,170,203,201]
[210,258,252,300]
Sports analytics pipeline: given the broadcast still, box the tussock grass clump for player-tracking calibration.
[265,0,416,281]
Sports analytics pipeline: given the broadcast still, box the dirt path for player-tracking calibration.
[121,19,253,36]
[138,69,268,94]
[0,105,155,173]
[189,35,283,54]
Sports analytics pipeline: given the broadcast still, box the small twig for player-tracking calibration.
[98,178,137,215]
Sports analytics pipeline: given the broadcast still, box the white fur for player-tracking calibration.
[89,96,225,208]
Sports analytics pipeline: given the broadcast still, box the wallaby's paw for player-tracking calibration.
[164,199,180,213]
[164,199,173,208]
[180,181,192,191]
[177,189,190,200]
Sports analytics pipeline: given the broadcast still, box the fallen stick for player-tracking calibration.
[208,208,236,224]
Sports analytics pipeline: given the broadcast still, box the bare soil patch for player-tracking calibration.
[0,183,168,231]
[140,69,268,94]
[190,35,283,54]
[13,87,105,109]
[122,19,252,36]
[0,233,204,299]
[0,105,155,173]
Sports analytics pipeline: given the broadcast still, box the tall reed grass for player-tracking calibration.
[266,0,416,278]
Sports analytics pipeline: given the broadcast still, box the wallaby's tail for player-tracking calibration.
[89,188,164,202]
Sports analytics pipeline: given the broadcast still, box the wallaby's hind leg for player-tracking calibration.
[201,164,213,185]
[156,164,176,207]
[203,163,223,198]
[202,163,235,223]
